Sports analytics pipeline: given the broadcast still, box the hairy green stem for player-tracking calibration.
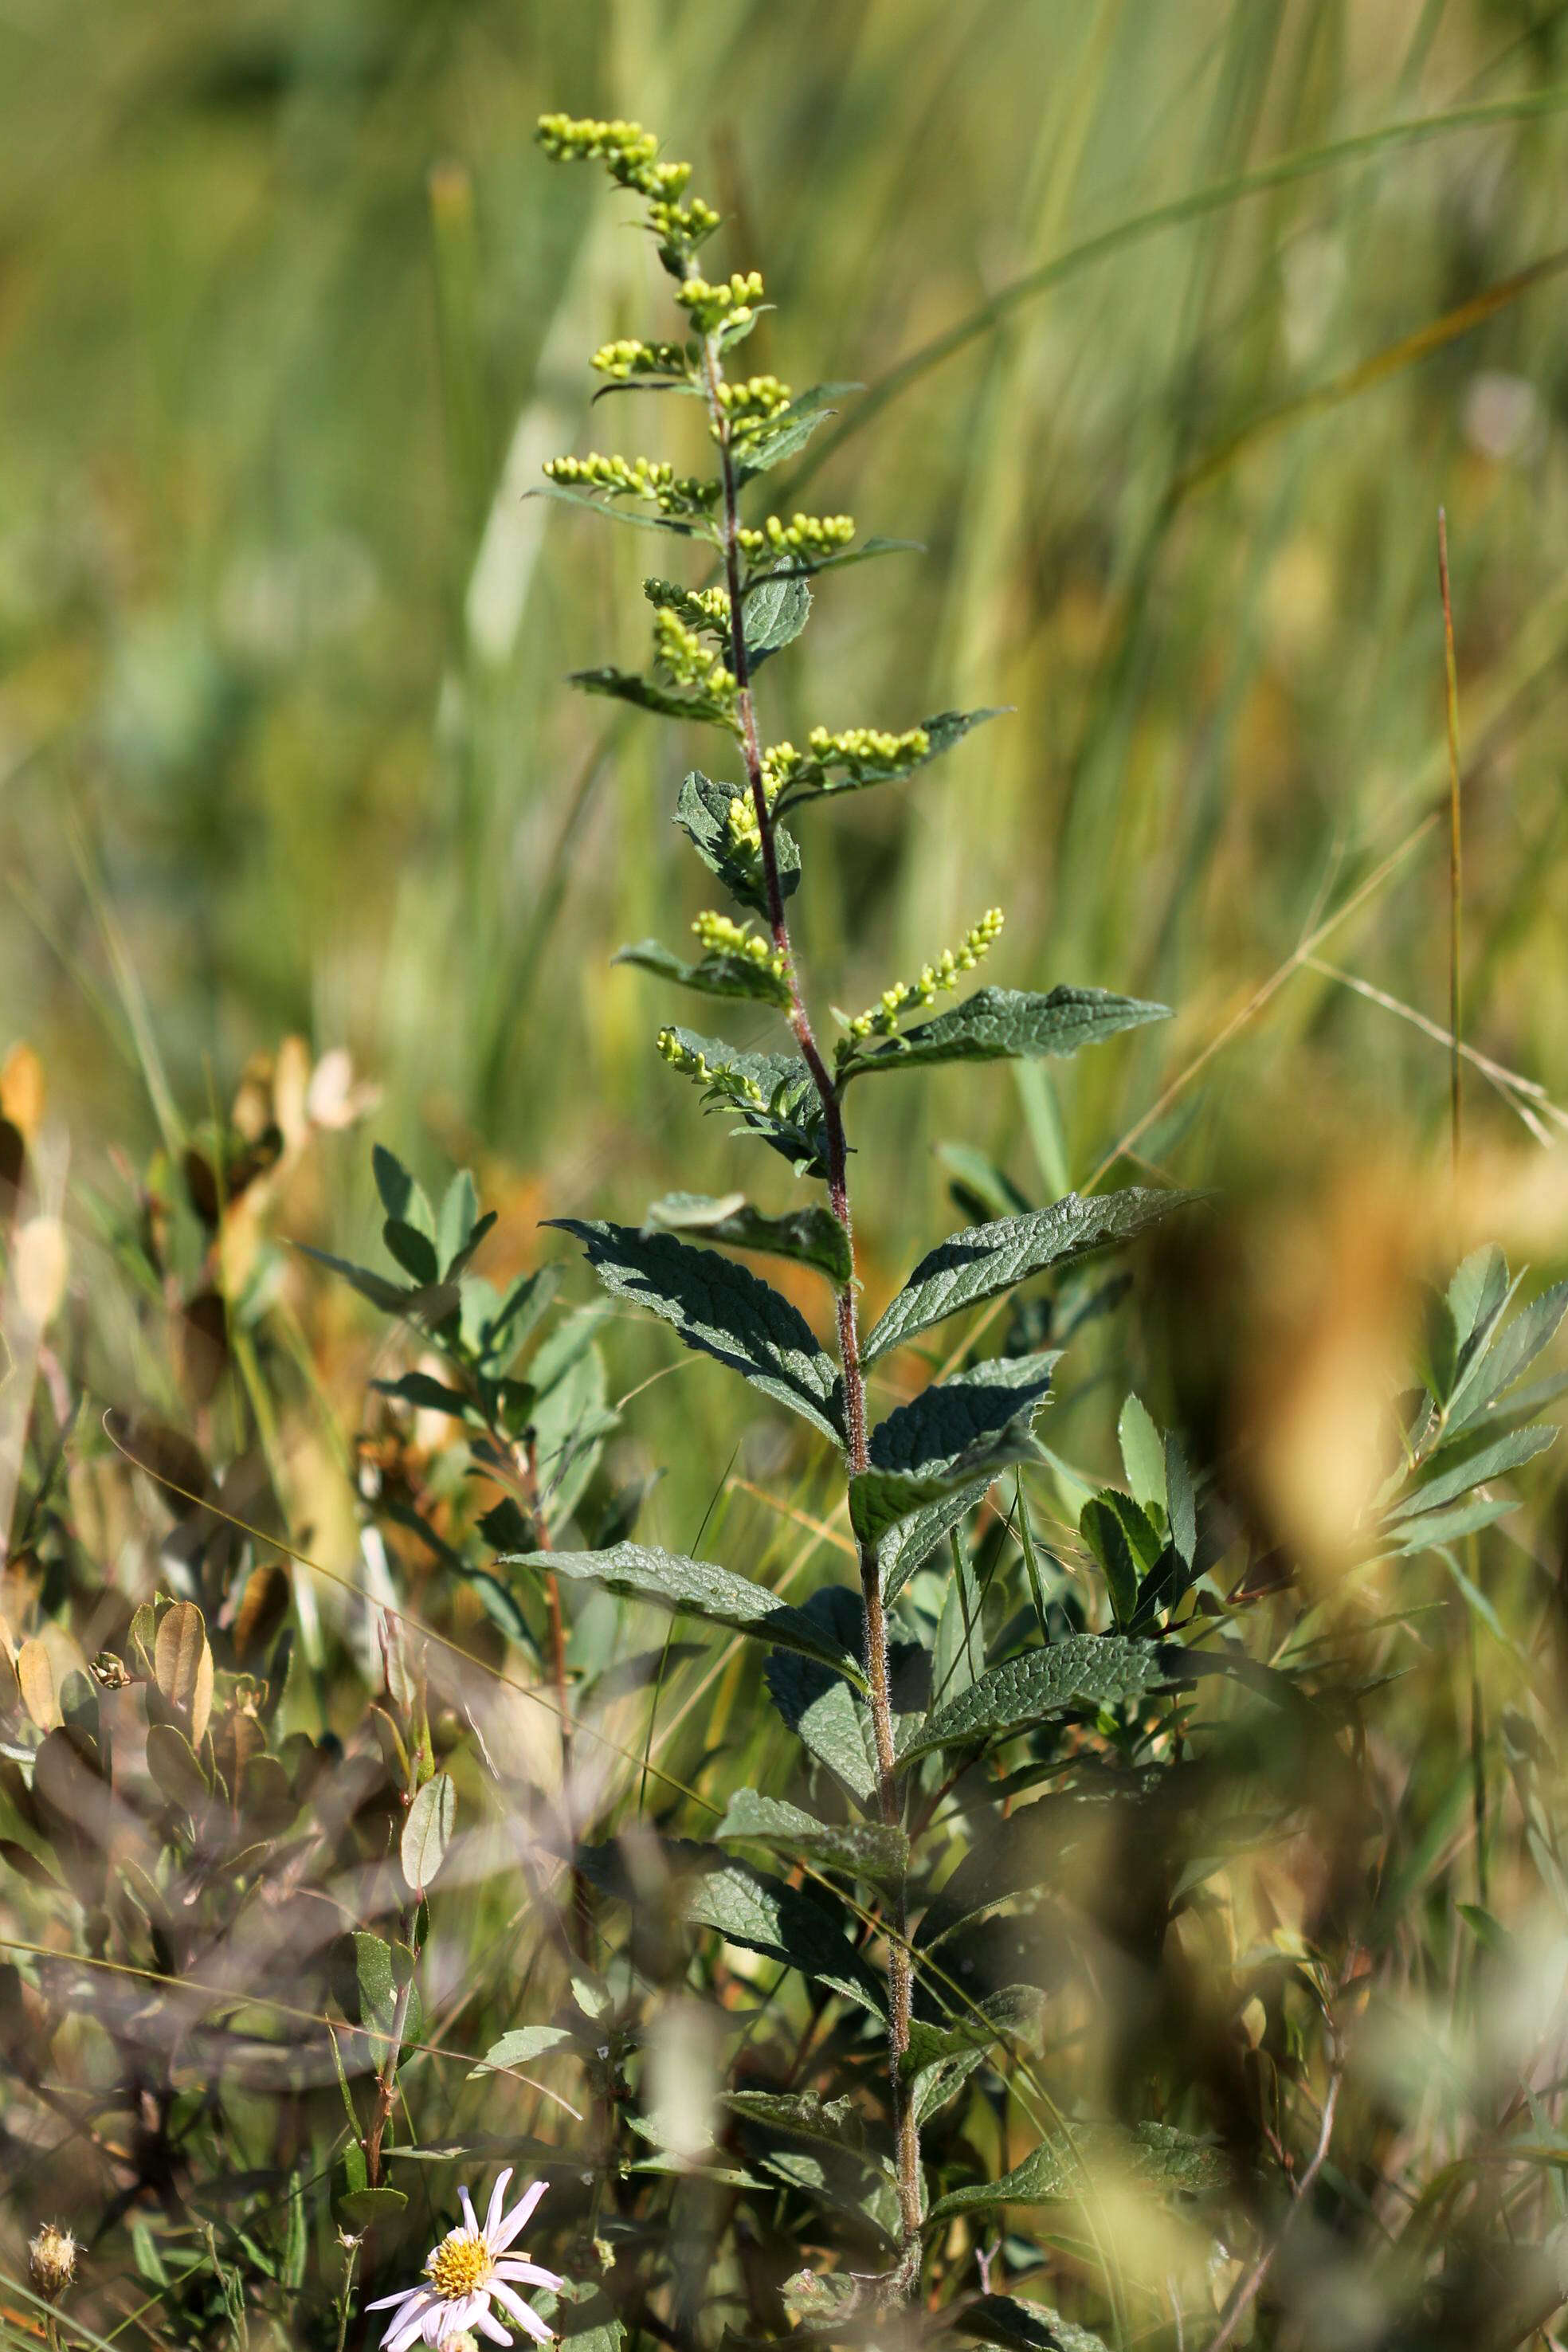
[700,327,923,2298]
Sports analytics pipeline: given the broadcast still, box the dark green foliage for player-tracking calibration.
[838,984,1170,1080]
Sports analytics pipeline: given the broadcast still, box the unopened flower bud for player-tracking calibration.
[29,2225,78,2302]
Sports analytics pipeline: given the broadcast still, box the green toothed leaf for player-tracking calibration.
[904,1635,1177,1761]
[840,986,1170,1083]
[864,1188,1183,1362]
[643,1192,852,1286]
[613,937,794,1009]
[547,1219,843,1443]
[685,1860,883,2015]
[735,384,856,480]
[850,1354,1058,1547]
[675,769,800,915]
[508,1543,864,1688]
[773,707,1007,813]
[715,1789,907,1884]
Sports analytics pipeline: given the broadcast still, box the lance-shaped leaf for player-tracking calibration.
[657,1029,829,1182]
[773,708,1007,815]
[725,2088,864,2154]
[841,985,1170,1084]
[685,1860,883,2014]
[742,570,811,666]
[547,1220,843,1444]
[904,1633,1176,1761]
[613,937,793,1009]
[509,1543,864,1688]
[676,770,799,915]
[1445,1277,1568,1437]
[850,1354,1059,1549]
[865,1187,1185,1362]
[1386,1421,1556,1520]
[716,1789,907,1884]
[927,2121,1225,2221]
[570,664,736,732]
[735,384,856,480]
[644,1192,852,1287]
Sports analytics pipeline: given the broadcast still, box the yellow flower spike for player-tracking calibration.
[841,908,1005,1043]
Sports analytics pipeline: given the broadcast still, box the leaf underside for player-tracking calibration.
[508,1543,864,1685]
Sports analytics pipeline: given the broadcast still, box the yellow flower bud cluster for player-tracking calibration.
[590,338,690,381]
[651,194,721,249]
[727,792,762,851]
[535,115,690,202]
[844,908,1005,1040]
[809,723,930,770]
[762,741,806,797]
[737,513,855,559]
[657,1029,766,1107]
[654,610,737,707]
[675,271,765,335]
[543,451,715,516]
[645,578,731,637]
[714,374,792,447]
[692,909,786,978]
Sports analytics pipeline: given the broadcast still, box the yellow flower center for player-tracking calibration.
[427,2233,492,2300]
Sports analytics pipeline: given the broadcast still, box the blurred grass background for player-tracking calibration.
[4,0,1568,1453]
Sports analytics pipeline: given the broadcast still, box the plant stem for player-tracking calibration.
[363,1909,417,2188]
[700,328,923,2300]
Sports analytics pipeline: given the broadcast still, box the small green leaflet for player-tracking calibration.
[675,770,800,915]
[742,570,812,666]
[468,2025,577,2079]
[613,937,793,1009]
[400,1772,455,1893]
[772,708,1007,814]
[685,1861,884,2014]
[1445,1277,1568,1436]
[927,2120,1225,2221]
[509,1544,865,1685]
[864,1187,1182,1362]
[716,1788,907,1883]
[643,1192,853,1286]
[1118,1395,1166,1515]
[840,985,1170,1083]
[903,1634,1175,1761]
[851,1354,1057,1547]
[547,1220,844,1444]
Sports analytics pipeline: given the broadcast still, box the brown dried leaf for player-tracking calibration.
[17,1638,58,1731]
[155,1602,214,1745]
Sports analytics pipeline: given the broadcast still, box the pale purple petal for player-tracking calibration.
[460,2187,480,2236]
[368,2287,425,2315]
[491,2179,547,2252]
[473,2313,512,2346]
[484,2168,515,2242]
[509,2299,555,2346]
[495,2263,565,2292]
[488,2283,535,2325]
[386,2307,434,2352]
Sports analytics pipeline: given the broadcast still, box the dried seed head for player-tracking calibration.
[29,2224,78,2301]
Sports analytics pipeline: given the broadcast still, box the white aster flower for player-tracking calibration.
[367,2170,563,2349]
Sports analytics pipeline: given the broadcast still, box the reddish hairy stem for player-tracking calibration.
[700,328,921,2291]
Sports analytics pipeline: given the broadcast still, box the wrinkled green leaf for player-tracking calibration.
[717,1788,907,1884]
[570,663,736,731]
[656,1026,829,1180]
[686,1860,883,2014]
[763,1647,879,1805]
[735,384,854,480]
[548,1219,843,1442]
[674,770,800,915]
[957,2295,1110,2352]
[509,1544,864,1687]
[927,2120,1224,2221]
[529,478,708,537]
[841,985,1170,1082]
[882,1478,994,1605]
[613,937,793,1009]
[644,1192,852,1286]
[864,1188,1182,1362]
[725,2087,864,2151]
[851,1354,1057,1546]
[904,1635,1174,1760]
